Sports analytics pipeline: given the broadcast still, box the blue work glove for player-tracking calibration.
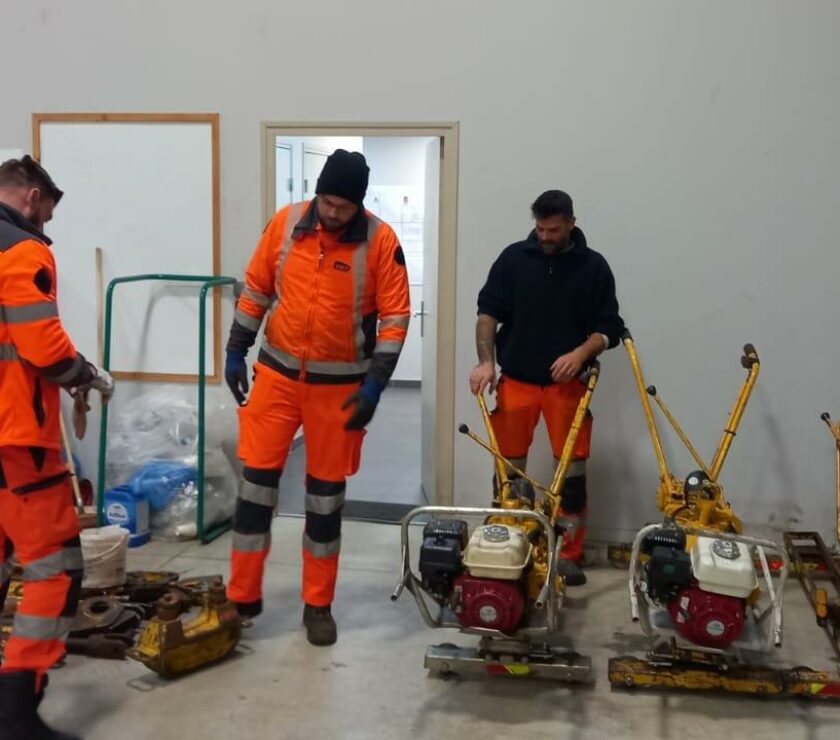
[342,377,384,430]
[225,350,249,405]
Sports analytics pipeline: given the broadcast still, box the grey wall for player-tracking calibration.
[3,1,840,541]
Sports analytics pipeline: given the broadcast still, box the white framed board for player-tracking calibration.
[33,113,222,383]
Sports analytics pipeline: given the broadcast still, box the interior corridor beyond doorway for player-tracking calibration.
[269,133,438,521]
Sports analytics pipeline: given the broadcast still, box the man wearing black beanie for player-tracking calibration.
[224,149,411,646]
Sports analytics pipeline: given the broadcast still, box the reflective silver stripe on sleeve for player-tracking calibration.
[233,532,272,553]
[373,339,404,355]
[302,533,341,558]
[240,481,279,508]
[12,613,76,641]
[0,343,19,361]
[305,491,346,515]
[379,315,410,330]
[0,301,59,324]
[233,308,263,333]
[21,547,84,582]
[242,286,274,308]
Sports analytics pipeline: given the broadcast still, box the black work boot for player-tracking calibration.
[234,598,263,627]
[303,604,337,646]
[0,670,81,740]
[557,558,587,587]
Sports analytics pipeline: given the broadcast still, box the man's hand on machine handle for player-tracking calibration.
[470,361,497,395]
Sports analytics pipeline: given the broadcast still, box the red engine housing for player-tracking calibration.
[453,573,525,633]
[667,582,746,649]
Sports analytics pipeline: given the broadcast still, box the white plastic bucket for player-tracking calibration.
[80,525,130,588]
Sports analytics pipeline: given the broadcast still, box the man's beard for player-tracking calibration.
[319,216,345,232]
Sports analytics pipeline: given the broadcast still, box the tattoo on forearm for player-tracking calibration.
[476,316,497,364]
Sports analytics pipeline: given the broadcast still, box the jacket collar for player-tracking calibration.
[293,198,369,244]
[0,202,52,245]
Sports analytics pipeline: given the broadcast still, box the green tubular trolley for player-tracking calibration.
[96,274,238,544]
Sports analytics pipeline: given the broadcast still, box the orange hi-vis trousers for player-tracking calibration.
[228,362,365,615]
[0,447,82,684]
[490,376,592,561]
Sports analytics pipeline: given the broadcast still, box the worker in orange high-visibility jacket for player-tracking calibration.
[225,150,410,646]
[0,156,114,740]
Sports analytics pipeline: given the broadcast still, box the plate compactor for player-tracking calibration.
[610,333,840,699]
[392,364,600,682]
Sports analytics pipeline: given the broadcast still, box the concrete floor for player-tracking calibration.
[45,519,840,740]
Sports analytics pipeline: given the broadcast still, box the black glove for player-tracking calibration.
[342,378,383,430]
[225,350,249,405]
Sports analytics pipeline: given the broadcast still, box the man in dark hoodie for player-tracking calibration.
[469,190,624,586]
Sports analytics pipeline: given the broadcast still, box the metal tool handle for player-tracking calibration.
[458,424,553,498]
[741,343,759,369]
[475,392,510,496]
[710,342,761,480]
[622,332,671,486]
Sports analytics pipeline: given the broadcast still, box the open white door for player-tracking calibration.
[420,138,440,502]
[275,143,293,209]
[303,148,328,199]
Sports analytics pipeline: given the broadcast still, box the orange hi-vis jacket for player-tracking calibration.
[228,200,410,385]
[0,203,95,449]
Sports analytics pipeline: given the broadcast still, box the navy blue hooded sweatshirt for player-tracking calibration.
[477,226,624,385]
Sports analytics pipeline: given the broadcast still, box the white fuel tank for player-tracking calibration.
[691,537,758,598]
[462,524,531,580]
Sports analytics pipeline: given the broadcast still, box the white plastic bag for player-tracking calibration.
[105,389,239,540]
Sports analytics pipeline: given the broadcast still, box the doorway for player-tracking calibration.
[261,123,459,520]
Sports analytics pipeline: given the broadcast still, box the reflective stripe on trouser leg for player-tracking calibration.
[2,535,83,675]
[557,462,587,561]
[302,475,344,606]
[228,466,280,608]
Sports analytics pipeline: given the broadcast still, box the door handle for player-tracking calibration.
[413,301,427,337]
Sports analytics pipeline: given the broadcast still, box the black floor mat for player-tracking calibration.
[341,500,416,523]
[277,500,416,524]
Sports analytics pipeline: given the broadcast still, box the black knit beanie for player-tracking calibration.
[315,149,370,205]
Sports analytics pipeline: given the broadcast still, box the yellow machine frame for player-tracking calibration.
[622,333,759,532]
[821,412,840,546]
[607,334,840,700]
[461,366,600,598]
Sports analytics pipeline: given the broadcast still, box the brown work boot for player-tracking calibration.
[303,604,337,646]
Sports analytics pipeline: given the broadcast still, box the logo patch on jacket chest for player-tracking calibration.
[333,261,351,272]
